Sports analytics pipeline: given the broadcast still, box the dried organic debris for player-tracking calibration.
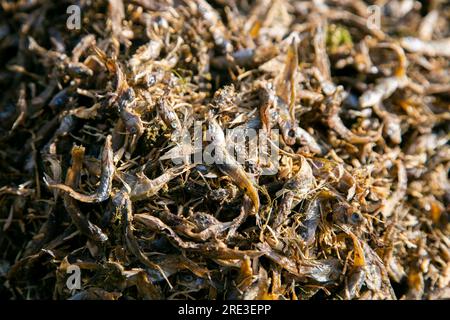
[0,0,449,300]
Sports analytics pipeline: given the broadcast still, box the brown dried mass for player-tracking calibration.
[0,0,449,300]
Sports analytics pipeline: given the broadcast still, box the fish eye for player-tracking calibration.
[288,129,296,138]
[182,274,193,282]
[350,212,362,224]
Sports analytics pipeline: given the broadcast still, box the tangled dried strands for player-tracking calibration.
[0,0,449,300]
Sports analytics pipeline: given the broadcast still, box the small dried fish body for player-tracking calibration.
[360,43,409,108]
[189,211,221,232]
[311,13,337,95]
[275,37,298,107]
[326,87,380,143]
[11,83,27,131]
[156,97,182,138]
[46,135,115,203]
[380,160,407,218]
[274,156,315,229]
[62,145,108,242]
[93,45,144,137]
[297,198,321,245]
[240,267,272,300]
[128,166,190,201]
[117,87,144,137]
[208,117,260,212]
[216,150,260,213]
[158,208,228,242]
[294,127,323,154]
[276,97,296,145]
[257,81,275,132]
[342,267,365,299]
[134,214,260,259]
[129,40,162,73]
[257,242,341,283]
[331,200,363,226]
[400,37,450,57]
[359,75,407,108]
[212,45,279,69]
[111,190,166,277]
[274,38,299,145]
[195,0,233,54]
[28,37,93,78]
[342,230,396,300]
[177,273,209,292]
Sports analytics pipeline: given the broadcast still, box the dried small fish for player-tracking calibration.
[195,0,233,54]
[257,82,275,132]
[11,83,26,131]
[275,97,296,146]
[2,0,449,301]
[359,43,408,108]
[341,229,396,300]
[122,165,190,201]
[257,242,341,283]
[400,37,450,57]
[28,37,93,78]
[61,145,108,242]
[379,160,407,218]
[326,87,381,143]
[212,45,279,69]
[294,127,323,154]
[297,197,321,245]
[273,156,315,229]
[156,96,182,137]
[112,190,171,285]
[129,40,162,73]
[134,214,261,259]
[93,46,144,138]
[45,135,115,203]
[208,117,260,212]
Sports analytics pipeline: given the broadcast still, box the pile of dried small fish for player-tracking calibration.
[0,0,449,300]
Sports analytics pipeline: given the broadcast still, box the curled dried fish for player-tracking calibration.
[61,145,108,242]
[274,156,315,229]
[134,213,261,259]
[400,37,450,57]
[45,135,115,203]
[208,117,260,212]
[122,165,190,201]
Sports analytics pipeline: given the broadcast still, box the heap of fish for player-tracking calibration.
[0,0,449,300]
